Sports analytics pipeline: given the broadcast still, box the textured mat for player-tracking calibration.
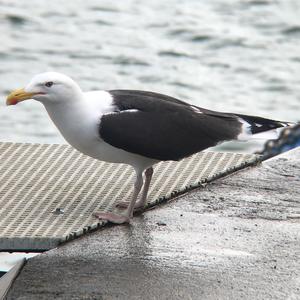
[0,143,260,251]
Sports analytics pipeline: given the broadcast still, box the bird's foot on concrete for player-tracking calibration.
[93,212,130,224]
[116,200,145,211]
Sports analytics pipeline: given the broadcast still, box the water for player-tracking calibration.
[0,252,38,277]
[0,0,299,274]
[0,0,299,148]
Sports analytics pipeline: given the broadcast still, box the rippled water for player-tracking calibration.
[0,0,299,148]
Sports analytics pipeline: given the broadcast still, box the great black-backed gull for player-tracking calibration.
[6,72,291,224]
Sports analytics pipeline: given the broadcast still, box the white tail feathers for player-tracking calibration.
[237,118,291,141]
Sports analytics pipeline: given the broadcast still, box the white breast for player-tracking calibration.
[43,90,156,171]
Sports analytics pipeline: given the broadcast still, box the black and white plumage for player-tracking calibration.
[6,72,291,224]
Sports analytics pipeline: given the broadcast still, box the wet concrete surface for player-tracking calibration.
[6,149,300,300]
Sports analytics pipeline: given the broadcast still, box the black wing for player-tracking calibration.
[99,90,241,161]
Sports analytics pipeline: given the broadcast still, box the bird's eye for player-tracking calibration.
[45,81,54,87]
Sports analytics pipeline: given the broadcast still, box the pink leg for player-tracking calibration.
[117,167,153,210]
[93,171,143,224]
[132,167,153,209]
[92,212,130,224]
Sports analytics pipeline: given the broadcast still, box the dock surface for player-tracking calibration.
[6,148,300,300]
[0,142,257,251]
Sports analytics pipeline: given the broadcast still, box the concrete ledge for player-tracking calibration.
[6,148,300,300]
[0,259,25,300]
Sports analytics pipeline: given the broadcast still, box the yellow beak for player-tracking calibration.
[6,88,36,106]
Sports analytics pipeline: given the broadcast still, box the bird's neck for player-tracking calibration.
[44,92,84,120]
[43,95,100,146]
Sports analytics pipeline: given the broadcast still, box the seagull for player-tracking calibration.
[6,72,291,224]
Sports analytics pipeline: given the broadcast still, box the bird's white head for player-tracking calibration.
[6,72,82,106]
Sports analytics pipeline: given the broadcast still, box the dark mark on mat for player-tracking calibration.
[52,208,65,215]
[156,221,167,226]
